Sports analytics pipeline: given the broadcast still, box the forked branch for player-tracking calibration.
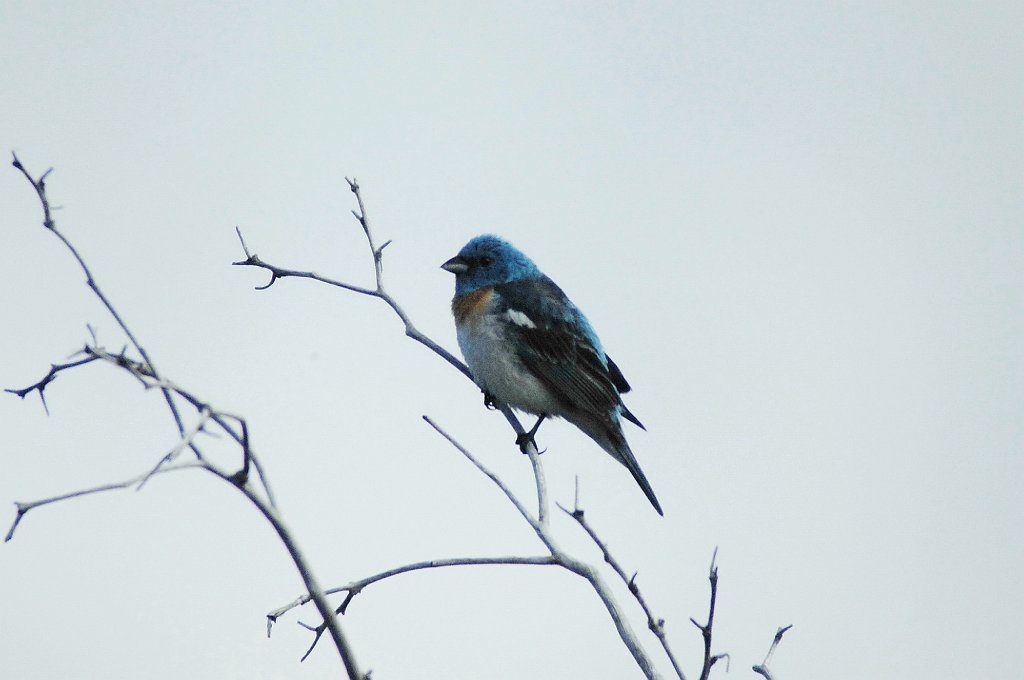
[8,155,365,680]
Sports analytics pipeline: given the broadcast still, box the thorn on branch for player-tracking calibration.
[298,620,328,662]
[336,585,363,615]
[256,272,279,291]
[647,617,665,636]
[234,226,253,257]
[5,376,54,414]
[6,354,104,414]
[5,503,28,542]
[230,234,286,291]
[373,239,392,264]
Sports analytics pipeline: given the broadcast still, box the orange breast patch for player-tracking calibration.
[452,287,494,324]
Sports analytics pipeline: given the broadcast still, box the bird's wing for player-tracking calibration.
[493,277,626,419]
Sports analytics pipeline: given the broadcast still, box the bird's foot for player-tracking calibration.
[516,431,533,451]
[516,415,547,455]
[515,431,545,455]
[483,392,499,410]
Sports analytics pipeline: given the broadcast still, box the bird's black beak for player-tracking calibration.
[441,255,469,274]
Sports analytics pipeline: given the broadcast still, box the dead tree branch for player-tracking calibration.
[8,155,365,680]
[688,548,729,680]
[237,178,716,679]
[423,417,661,679]
[752,625,793,680]
[12,154,189,440]
[559,502,688,680]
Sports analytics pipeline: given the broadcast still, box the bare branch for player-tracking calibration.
[297,620,328,662]
[136,408,213,490]
[239,181,667,676]
[222,470,364,676]
[422,417,660,679]
[6,461,205,542]
[267,555,558,636]
[559,503,687,680]
[5,354,100,415]
[233,179,477,382]
[10,156,360,678]
[232,176,783,679]
[345,177,383,283]
[422,415,541,534]
[231,245,377,296]
[752,625,793,680]
[76,344,272,503]
[12,153,190,440]
[688,548,726,680]
[564,558,662,679]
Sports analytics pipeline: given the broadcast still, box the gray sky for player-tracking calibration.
[2,2,1021,678]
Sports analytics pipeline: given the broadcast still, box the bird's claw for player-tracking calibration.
[515,432,545,455]
[483,392,499,410]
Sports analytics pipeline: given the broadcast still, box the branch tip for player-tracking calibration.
[5,505,27,542]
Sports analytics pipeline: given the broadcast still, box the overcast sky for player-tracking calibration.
[2,2,1021,679]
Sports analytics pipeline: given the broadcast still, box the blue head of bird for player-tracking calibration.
[441,235,542,296]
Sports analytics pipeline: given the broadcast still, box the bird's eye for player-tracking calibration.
[479,255,494,266]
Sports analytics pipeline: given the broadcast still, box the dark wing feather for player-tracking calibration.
[495,278,659,513]
[605,355,631,393]
[493,278,626,419]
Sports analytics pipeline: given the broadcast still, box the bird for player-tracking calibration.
[441,234,663,515]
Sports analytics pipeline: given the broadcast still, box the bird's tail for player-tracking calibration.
[575,415,663,516]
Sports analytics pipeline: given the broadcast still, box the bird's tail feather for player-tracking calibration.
[576,416,663,516]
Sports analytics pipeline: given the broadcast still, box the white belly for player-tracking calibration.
[457,315,562,416]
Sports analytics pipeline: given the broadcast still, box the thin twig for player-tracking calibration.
[559,503,686,680]
[689,548,728,680]
[224,469,363,674]
[10,156,359,677]
[137,408,213,490]
[232,218,472,381]
[345,177,383,283]
[240,181,662,678]
[4,354,99,414]
[267,555,558,632]
[29,343,275,504]
[752,625,793,680]
[13,153,189,441]
[5,461,205,542]
[421,417,660,680]
[422,416,541,533]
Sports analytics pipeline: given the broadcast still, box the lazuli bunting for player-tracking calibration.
[441,235,663,515]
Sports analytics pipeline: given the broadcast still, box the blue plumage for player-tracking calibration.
[442,235,663,515]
